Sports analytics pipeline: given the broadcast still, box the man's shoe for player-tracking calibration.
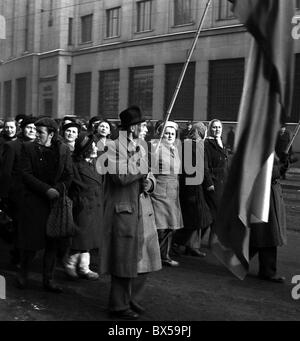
[110,309,139,320]
[130,301,146,314]
[43,281,64,293]
[162,259,179,267]
[78,270,99,280]
[185,248,206,257]
[258,275,286,283]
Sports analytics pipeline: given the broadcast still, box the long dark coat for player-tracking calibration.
[204,137,229,222]
[99,135,154,278]
[0,138,25,201]
[69,160,103,251]
[18,141,73,251]
[179,139,212,231]
[250,164,287,248]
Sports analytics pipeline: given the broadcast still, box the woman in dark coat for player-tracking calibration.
[204,119,229,223]
[174,122,212,257]
[64,133,103,280]
[203,119,228,246]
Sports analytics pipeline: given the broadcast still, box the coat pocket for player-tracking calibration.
[153,179,167,198]
[115,202,134,214]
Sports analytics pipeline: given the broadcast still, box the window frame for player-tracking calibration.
[106,7,121,38]
[81,14,93,43]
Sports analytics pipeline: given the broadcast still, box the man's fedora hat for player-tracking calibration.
[119,106,146,129]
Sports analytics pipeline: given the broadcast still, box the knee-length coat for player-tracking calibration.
[68,159,103,251]
[99,134,160,278]
[17,141,73,251]
[204,137,229,222]
[179,139,212,231]
[150,141,183,230]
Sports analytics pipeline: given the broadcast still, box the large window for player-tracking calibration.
[98,70,120,119]
[129,66,154,119]
[4,81,12,116]
[16,77,26,116]
[174,0,192,26]
[165,63,195,120]
[218,0,235,20]
[208,58,244,121]
[137,0,152,32]
[81,14,93,43]
[75,72,92,117]
[106,7,121,38]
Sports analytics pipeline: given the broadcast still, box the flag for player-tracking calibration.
[211,0,295,280]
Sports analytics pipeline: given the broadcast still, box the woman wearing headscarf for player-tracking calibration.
[64,133,103,280]
[203,119,229,238]
[150,121,183,267]
[174,122,212,257]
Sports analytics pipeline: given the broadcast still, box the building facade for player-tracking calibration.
[0,0,300,132]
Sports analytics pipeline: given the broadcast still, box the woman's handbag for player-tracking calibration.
[46,184,78,238]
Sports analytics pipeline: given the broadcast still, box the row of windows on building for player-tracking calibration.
[76,0,234,45]
[1,55,300,122]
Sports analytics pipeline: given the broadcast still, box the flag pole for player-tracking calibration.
[284,119,300,154]
[155,0,212,152]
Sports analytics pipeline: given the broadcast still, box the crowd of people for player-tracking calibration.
[0,107,289,320]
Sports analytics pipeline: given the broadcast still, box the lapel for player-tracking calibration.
[207,138,227,157]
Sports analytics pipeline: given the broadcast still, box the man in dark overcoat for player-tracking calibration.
[17,117,73,293]
[99,106,155,320]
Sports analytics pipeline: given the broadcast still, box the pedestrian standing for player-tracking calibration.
[64,133,103,280]
[99,105,158,320]
[16,118,73,293]
[203,119,228,243]
[150,121,183,267]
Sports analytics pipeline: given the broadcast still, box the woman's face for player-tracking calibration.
[210,121,222,138]
[89,142,98,159]
[64,127,78,143]
[97,122,111,137]
[163,127,176,145]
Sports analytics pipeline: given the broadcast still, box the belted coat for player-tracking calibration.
[99,133,160,278]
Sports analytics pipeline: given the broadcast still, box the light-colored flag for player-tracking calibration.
[212,0,295,280]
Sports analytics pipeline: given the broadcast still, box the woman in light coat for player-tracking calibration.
[150,121,183,267]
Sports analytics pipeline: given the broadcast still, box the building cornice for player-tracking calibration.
[0,24,246,64]
[73,24,246,56]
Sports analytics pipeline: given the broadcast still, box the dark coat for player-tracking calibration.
[179,139,212,230]
[18,141,73,251]
[250,164,287,248]
[69,160,103,251]
[204,138,229,222]
[99,136,150,278]
[0,138,27,201]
